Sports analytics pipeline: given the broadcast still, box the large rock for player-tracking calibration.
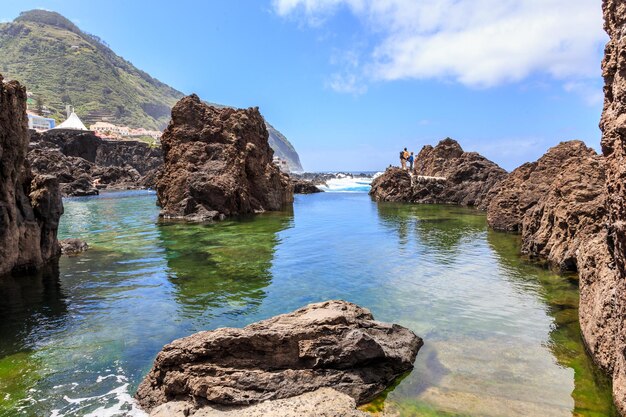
[136,300,422,414]
[370,138,506,208]
[487,141,606,272]
[156,95,293,221]
[0,75,63,275]
[579,1,626,414]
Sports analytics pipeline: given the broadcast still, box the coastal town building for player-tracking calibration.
[91,121,130,137]
[90,122,161,141]
[27,111,56,131]
[273,156,290,173]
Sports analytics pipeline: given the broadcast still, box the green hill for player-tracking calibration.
[0,9,303,171]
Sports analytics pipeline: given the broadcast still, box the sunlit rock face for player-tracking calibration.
[487,141,606,273]
[579,1,626,414]
[136,300,422,414]
[370,138,506,208]
[156,94,293,222]
[0,75,63,275]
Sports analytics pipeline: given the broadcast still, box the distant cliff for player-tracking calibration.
[0,9,303,171]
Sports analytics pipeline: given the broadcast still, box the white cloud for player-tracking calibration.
[564,80,604,106]
[273,0,607,89]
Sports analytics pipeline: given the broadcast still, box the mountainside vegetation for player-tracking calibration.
[0,9,303,171]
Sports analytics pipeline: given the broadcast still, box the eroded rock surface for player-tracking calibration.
[28,130,161,196]
[156,95,293,221]
[370,139,506,208]
[149,388,369,417]
[487,141,606,272]
[0,75,63,275]
[136,300,422,414]
[579,1,626,413]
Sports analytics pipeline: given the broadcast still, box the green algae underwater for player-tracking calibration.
[0,190,617,417]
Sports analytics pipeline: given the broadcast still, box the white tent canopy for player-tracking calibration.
[52,112,88,131]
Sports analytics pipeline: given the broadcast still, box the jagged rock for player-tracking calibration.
[156,95,293,221]
[369,168,414,202]
[579,1,626,414]
[28,130,161,195]
[487,141,606,272]
[292,179,322,194]
[136,300,422,414]
[149,388,369,417]
[370,139,506,208]
[59,238,88,255]
[61,175,99,197]
[0,75,63,275]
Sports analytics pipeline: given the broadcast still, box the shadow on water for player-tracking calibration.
[375,202,484,256]
[486,230,618,417]
[0,261,67,412]
[157,210,294,322]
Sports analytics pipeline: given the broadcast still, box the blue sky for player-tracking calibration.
[2,0,607,171]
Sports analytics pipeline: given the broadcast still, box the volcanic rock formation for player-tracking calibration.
[156,95,293,221]
[28,130,162,196]
[370,138,506,208]
[578,1,626,413]
[0,75,63,275]
[136,300,422,414]
[291,179,323,194]
[487,141,606,272]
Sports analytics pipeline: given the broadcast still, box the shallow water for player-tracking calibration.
[0,189,616,417]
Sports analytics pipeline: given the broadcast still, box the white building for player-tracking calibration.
[90,122,130,137]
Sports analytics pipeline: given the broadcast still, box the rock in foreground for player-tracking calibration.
[149,388,369,417]
[370,138,506,208]
[0,75,63,275]
[156,95,293,221]
[136,300,422,414]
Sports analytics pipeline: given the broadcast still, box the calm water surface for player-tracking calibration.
[0,189,616,417]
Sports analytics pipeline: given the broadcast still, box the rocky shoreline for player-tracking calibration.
[28,129,162,197]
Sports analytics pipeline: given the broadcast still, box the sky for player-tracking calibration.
[2,0,608,171]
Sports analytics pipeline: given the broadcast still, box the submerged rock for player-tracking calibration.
[487,141,606,272]
[136,300,422,414]
[579,1,626,414]
[59,238,88,255]
[0,75,63,275]
[370,138,506,208]
[156,95,293,221]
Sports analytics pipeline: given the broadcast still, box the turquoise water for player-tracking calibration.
[0,189,616,416]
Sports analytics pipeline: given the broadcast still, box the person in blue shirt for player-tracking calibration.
[408,152,415,171]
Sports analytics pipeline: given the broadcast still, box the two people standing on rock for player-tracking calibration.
[399,148,415,171]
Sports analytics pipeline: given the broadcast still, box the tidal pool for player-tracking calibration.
[0,190,616,416]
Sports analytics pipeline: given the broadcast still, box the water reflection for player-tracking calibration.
[158,212,294,322]
[486,230,617,417]
[375,202,484,256]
